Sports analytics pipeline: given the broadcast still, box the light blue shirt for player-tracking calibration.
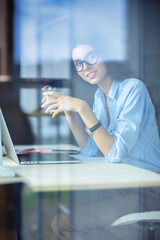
[81,78,160,172]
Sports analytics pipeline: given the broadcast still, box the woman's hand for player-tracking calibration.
[41,87,86,118]
[41,86,114,156]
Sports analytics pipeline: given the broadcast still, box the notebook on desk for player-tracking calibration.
[0,109,80,165]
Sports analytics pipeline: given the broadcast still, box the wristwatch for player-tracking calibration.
[86,121,102,135]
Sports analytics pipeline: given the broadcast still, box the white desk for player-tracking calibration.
[2,144,160,192]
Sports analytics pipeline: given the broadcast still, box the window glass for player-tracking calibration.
[14,0,126,78]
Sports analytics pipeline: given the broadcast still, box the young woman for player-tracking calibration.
[41,37,160,172]
[41,37,160,240]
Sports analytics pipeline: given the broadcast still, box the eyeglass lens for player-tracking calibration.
[74,51,98,72]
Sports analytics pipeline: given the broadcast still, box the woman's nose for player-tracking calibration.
[83,62,91,71]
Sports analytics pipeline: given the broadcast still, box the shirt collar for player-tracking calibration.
[108,80,120,100]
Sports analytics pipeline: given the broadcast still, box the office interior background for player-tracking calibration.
[0,0,160,146]
[0,0,160,239]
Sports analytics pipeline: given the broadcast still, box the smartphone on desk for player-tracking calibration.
[52,149,80,155]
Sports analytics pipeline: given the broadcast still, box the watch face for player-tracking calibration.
[86,127,92,135]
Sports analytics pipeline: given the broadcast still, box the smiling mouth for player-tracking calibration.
[87,71,97,79]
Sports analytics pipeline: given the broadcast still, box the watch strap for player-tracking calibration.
[86,121,102,135]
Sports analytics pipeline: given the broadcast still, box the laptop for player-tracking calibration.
[0,109,80,165]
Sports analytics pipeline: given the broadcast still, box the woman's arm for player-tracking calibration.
[41,90,114,156]
[77,101,114,156]
[64,111,88,150]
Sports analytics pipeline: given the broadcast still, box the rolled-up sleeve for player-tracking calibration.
[106,81,148,163]
[81,135,99,156]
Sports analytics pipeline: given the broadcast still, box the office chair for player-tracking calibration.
[111,211,160,240]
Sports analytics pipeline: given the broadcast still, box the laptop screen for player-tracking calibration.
[0,109,19,164]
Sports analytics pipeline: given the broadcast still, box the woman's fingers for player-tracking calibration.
[41,87,64,117]
[42,85,51,90]
[42,91,61,98]
[41,91,76,117]
[52,109,61,118]
[41,95,47,103]
[45,103,59,113]
[41,98,57,108]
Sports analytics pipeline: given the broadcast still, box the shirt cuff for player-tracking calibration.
[105,134,125,163]
[81,136,98,156]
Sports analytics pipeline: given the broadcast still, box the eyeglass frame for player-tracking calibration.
[73,51,99,72]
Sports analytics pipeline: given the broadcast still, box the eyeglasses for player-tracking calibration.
[73,51,98,72]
